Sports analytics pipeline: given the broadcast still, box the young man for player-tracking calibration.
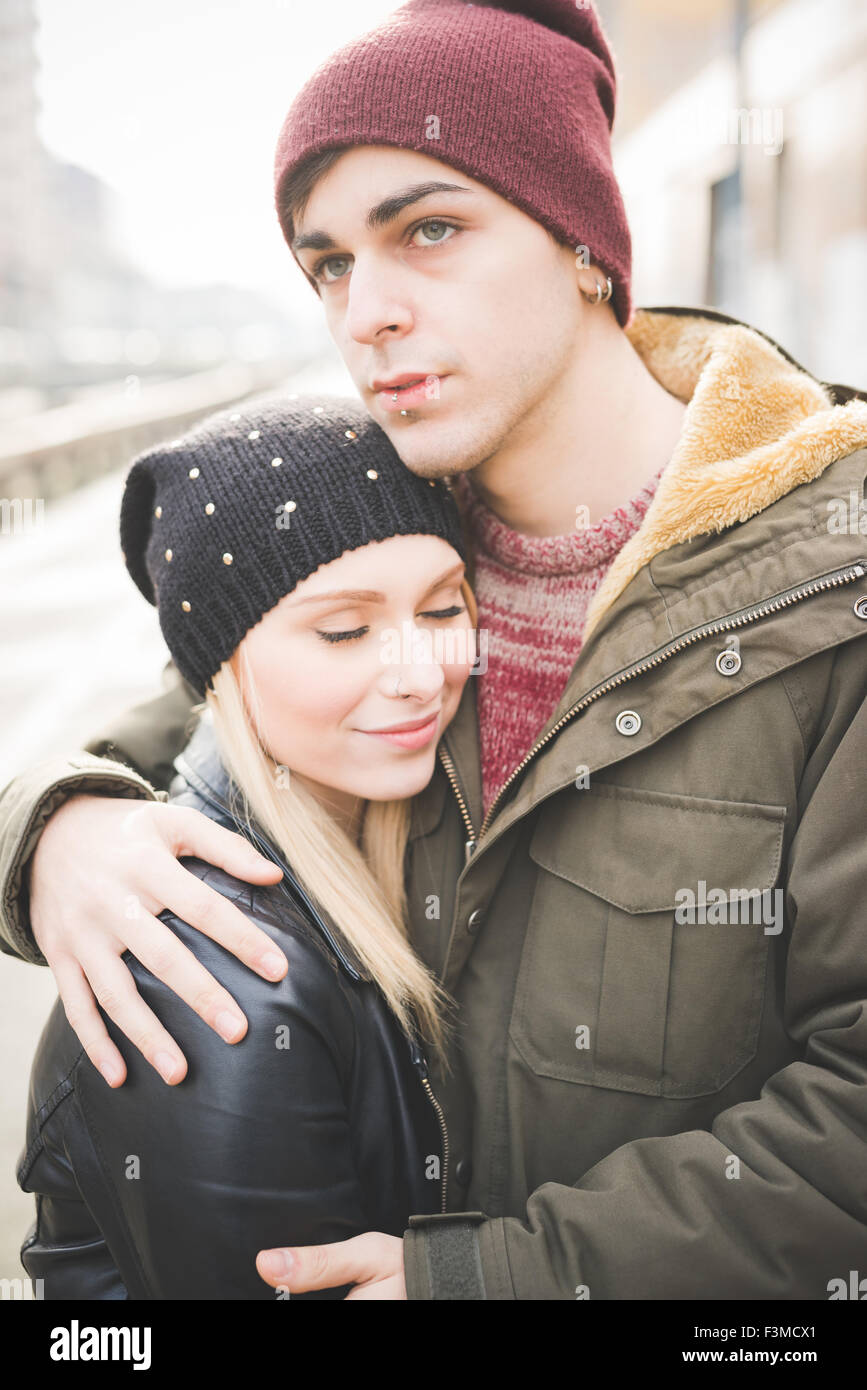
[5,0,867,1299]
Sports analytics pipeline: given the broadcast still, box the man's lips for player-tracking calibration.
[370,372,437,393]
[372,374,448,412]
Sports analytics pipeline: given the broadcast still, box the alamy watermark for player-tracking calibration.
[1,1275,44,1300]
[826,492,867,535]
[0,498,45,536]
[50,1320,151,1370]
[678,106,784,156]
[379,619,488,675]
[674,883,783,935]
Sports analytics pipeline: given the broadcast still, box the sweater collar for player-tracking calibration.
[449,463,665,578]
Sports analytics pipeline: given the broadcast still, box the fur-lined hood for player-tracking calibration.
[582,305,867,644]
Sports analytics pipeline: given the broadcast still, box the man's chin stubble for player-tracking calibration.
[387,409,509,482]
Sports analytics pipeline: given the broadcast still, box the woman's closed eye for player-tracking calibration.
[316,604,466,645]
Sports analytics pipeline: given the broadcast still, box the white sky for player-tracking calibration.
[34,0,400,317]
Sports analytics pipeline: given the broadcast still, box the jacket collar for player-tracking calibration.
[429,303,867,845]
[174,712,235,812]
[582,304,867,644]
[174,713,372,982]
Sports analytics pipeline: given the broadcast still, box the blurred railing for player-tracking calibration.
[0,355,300,523]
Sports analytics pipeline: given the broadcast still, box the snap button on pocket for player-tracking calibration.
[715,649,742,675]
[455,1157,473,1185]
[614,709,641,736]
[853,595,867,620]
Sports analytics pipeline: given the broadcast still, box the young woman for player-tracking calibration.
[17,392,478,1299]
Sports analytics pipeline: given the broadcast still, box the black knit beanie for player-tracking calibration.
[120,391,468,696]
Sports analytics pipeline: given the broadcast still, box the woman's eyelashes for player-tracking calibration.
[316,604,466,645]
[316,626,367,644]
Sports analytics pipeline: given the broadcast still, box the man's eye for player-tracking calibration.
[312,254,351,285]
[311,219,459,284]
[316,626,368,644]
[408,219,459,247]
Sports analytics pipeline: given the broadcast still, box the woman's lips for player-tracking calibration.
[360,712,439,749]
[376,376,446,413]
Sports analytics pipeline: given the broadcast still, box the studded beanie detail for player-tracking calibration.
[119,392,468,696]
[273,0,633,328]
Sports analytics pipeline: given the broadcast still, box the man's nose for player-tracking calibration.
[344,253,414,344]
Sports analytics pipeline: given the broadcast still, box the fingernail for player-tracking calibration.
[154,1051,181,1083]
[260,952,286,979]
[261,1250,293,1279]
[99,1059,122,1086]
[216,1011,245,1042]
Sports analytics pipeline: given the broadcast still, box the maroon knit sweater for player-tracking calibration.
[451,464,666,820]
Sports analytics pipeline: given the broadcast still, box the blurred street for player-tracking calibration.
[0,353,355,1291]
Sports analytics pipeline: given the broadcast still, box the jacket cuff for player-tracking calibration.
[404,1211,514,1300]
[0,754,160,966]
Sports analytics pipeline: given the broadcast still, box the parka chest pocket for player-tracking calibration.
[509,784,787,1098]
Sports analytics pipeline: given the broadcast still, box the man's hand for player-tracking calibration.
[256,1234,406,1300]
[30,793,286,1088]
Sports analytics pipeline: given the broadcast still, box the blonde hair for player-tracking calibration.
[202,575,478,1066]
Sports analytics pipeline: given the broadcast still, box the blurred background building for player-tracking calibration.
[599,0,867,385]
[0,0,305,415]
[1,0,865,1293]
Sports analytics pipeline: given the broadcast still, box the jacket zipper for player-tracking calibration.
[439,560,867,862]
[408,1035,450,1213]
[420,1075,450,1214]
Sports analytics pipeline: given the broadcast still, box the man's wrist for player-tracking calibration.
[1,755,159,964]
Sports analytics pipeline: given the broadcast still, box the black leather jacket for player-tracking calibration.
[17,717,445,1299]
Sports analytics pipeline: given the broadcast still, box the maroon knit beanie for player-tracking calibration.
[273,0,633,328]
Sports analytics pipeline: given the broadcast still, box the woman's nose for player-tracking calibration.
[383,625,447,700]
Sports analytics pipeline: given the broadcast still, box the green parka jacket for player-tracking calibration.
[3,305,867,1299]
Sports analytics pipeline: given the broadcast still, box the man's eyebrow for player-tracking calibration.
[291,182,474,253]
[290,561,465,607]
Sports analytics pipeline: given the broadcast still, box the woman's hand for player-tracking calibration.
[30,793,286,1086]
[256,1233,407,1300]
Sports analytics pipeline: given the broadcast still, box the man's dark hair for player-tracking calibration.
[276,146,347,291]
